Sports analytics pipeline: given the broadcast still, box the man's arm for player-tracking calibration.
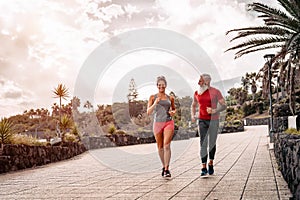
[216,98,226,113]
[211,98,226,114]
[191,94,197,122]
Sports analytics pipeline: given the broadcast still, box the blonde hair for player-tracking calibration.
[156,76,167,86]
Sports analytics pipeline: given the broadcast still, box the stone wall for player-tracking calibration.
[273,116,288,132]
[274,132,300,198]
[245,117,269,126]
[245,116,288,133]
[82,130,197,150]
[0,142,86,174]
[220,120,244,133]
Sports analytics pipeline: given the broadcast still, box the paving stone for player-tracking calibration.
[0,126,293,199]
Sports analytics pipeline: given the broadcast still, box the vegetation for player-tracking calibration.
[285,128,300,135]
[5,0,300,144]
[226,0,300,115]
[12,134,47,146]
[0,118,15,144]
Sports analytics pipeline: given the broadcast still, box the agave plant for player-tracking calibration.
[60,115,73,142]
[0,118,15,144]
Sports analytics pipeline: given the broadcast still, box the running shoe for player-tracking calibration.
[201,168,208,176]
[164,170,171,177]
[208,164,214,175]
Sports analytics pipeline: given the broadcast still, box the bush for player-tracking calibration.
[242,103,256,117]
[12,134,47,146]
[255,101,264,114]
[115,130,126,135]
[108,124,116,134]
[285,128,300,135]
[65,133,78,142]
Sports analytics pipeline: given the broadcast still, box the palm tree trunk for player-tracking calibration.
[289,67,296,115]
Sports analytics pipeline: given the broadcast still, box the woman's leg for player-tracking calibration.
[163,121,174,170]
[154,132,164,166]
[154,122,164,167]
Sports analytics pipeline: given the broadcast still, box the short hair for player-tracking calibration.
[156,76,167,86]
[201,73,211,82]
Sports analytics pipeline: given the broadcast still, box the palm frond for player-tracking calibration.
[249,3,299,32]
[278,0,300,19]
[285,32,300,52]
[227,26,290,42]
[263,18,299,32]
[234,44,283,59]
[226,36,285,52]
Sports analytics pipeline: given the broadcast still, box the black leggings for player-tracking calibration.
[198,119,219,164]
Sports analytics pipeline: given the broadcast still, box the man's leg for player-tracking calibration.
[199,119,209,175]
[208,120,219,174]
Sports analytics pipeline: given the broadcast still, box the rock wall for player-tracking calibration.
[273,116,288,132]
[245,117,269,126]
[0,142,86,174]
[274,132,300,198]
[82,130,197,150]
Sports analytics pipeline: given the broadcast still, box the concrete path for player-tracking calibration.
[0,126,293,199]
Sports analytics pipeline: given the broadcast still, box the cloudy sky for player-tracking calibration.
[0,0,279,118]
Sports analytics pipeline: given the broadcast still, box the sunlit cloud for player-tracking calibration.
[0,0,281,118]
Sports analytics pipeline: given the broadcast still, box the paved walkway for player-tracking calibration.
[0,126,293,199]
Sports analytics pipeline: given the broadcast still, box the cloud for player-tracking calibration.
[0,0,283,117]
[0,76,35,118]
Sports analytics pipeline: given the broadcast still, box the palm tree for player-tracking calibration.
[53,84,69,120]
[226,0,300,59]
[226,0,300,114]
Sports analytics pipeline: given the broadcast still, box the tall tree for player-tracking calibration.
[127,78,138,102]
[52,84,69,120]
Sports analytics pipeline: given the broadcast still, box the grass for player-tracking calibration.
[284,128,300,135]
[12,134,48,146]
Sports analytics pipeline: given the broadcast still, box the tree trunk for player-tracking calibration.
[289,67,296,115]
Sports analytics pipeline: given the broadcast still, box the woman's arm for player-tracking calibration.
[169,95,176,117]
[147,95,157,115]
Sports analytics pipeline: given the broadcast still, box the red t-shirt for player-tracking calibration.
[194,87,224,120]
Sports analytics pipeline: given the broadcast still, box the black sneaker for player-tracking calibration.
[164,170,171,177]
[201,168,208,176]
[161,167,165,176]
[208,164,214,175]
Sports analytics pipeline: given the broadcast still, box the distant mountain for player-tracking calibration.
[212,76,242,96]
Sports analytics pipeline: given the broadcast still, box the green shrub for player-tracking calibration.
[108,124,116,134]
[242,103,256,117]
[285,128,300,135]
[12,134,47,146]
[115,130,126,135]
[65,133,77,142]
